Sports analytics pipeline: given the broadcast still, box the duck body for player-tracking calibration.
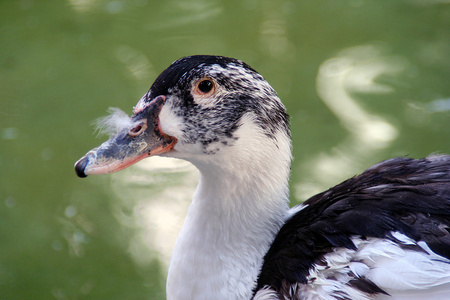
[75,55,450,299]
[256,155,450,299]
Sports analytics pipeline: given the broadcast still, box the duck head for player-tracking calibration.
[75,55,290,178]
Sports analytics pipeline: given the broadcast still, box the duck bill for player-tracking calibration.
[74,95,175,178]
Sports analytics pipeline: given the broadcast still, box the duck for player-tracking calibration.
[74,55,450,300]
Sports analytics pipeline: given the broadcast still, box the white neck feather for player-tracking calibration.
[166,118,291,299]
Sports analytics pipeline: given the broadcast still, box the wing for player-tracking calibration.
[254,155,450,300]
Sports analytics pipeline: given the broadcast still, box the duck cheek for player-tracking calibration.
[158,103,184,140]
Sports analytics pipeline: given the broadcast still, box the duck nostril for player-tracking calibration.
[129,122,146,137]
[131,125,142,133]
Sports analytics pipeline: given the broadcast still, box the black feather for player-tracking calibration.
[254,155,450,298]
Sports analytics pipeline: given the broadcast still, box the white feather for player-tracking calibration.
[288,233,450,300]
[165,116,291,300]
[253,287,283,300]
[94,107,136,137]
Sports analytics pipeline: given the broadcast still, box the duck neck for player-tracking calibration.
[166,141,291,299]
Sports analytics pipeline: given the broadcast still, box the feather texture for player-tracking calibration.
[256,155,450,299]
[94,107,136,137]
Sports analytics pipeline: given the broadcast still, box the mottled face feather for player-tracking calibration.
[148,55,257,97]
[140,55,290,154]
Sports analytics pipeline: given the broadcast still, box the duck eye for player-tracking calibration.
[196,79,214,95]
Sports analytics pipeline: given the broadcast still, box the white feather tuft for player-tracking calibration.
[94,107,135,137]
[253,286,282,300]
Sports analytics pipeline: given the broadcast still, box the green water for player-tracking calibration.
[1,0,449,299]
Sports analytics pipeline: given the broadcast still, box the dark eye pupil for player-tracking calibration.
[198,80,213,93]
